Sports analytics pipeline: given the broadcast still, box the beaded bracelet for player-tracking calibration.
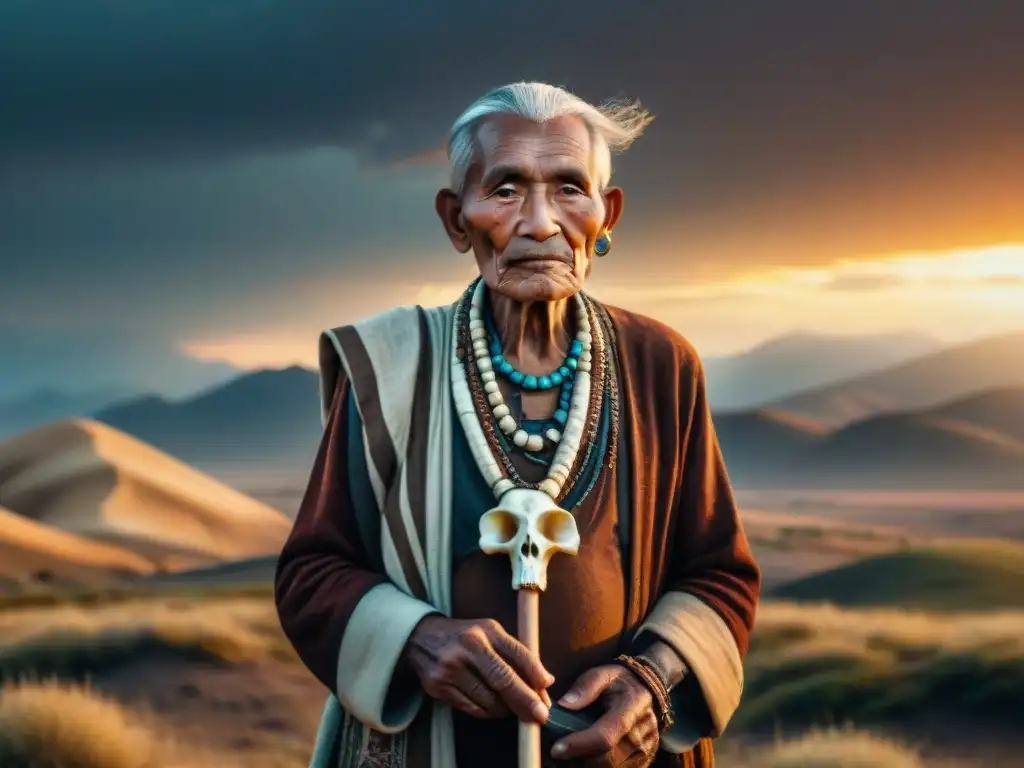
[613,654,675,732]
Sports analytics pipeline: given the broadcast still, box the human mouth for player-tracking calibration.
[510,252,572,266]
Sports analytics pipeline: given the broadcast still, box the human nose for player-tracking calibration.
[517,189,561,241]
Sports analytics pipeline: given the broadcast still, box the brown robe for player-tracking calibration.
[275,301,761,767]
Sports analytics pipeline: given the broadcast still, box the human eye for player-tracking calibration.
[493,184,518,199]
[559,183,585,196]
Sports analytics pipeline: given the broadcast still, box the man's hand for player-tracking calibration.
[401,615,554,723]
[550,665,660,767]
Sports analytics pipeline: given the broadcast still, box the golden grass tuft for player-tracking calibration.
[0,594,297,683]
[757,726,922,768]
[0,680,171,768]
[739,602,1024,730]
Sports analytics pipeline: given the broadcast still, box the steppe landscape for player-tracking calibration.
[0,330,1021,767]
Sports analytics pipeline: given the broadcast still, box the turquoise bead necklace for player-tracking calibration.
[484,306,577,434]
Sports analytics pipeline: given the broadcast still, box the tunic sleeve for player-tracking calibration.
[633,357,761,746]
[274,372,438,733]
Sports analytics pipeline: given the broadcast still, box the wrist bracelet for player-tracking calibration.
[613,654,675,731]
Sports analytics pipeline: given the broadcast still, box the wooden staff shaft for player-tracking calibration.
[517,588,542,768]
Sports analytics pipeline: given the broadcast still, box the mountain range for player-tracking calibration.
[0,330,946,439]
[2,330,1021,492]
[716,387,1024,490]
[701,331,943,411]
[0,388,128,441]
[765,330,1024,426]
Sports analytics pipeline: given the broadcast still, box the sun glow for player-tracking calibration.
[180,243,1024,368]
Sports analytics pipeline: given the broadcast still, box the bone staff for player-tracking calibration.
[518,587,542,768]
[479,487,582,768]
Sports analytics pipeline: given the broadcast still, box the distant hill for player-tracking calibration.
[770,541,1024,610]
[86,357,1024,493]
[767,331,1024,425]
[712,409,829,485]
[926,386,1024,441]
[714,381,1024,489]
[798,412,1024,489]
[0,388,128,441]
[95,365,322,473]
[702,331,943,411]
[0,419,293,573]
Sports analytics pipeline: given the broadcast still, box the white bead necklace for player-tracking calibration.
[451,280,598,501]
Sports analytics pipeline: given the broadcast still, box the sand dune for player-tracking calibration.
[0,419,293,569]
[0,504,155,582]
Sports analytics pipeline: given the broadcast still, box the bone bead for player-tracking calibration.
[484,381,499,394]
[549,469,570,487]
[480,462,504,487]
[525,434,545,452]
[493,478,516,498]
[545,428,562,443]
[551,462,572,479]
[498,415,517,434]
[577,360,592,372]
[471,328,487,341]
[577,330,592,344]
[487,392,504,407]
[512,429,529,448]
[477,356,492,372]
[481,370,496,383]
[469,318,484,331]
[537,478,562,498]
[493,403,510,419]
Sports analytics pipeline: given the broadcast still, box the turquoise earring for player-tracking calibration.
[594,231,612,256]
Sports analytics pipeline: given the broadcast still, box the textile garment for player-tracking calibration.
[275,299,761,767]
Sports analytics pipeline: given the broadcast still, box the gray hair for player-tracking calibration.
[446,81,653,195]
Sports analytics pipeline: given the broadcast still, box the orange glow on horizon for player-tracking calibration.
[180,242,1024,369]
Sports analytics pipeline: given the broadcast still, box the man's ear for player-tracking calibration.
[601,186,624,232]
[436,189,472,253]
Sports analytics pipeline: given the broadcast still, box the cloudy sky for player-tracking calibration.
[2,0,1023,397]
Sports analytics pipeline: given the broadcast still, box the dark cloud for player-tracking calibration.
[5,1,1024,176]
[2,0,1024,394]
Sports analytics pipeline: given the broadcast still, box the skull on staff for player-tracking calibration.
[479,487,581,591]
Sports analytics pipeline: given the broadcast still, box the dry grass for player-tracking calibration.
[754,726,923,768]
[0,680,174,768]
[0,592,296,684]
[740,602,1024,730]
[0,586,1021,764]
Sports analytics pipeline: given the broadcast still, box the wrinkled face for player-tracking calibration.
[478,487,581,591]
[437,114,623,303]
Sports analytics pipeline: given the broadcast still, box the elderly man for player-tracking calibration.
[275,82,760,768]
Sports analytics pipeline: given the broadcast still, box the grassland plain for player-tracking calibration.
[1,584,1021,767]
[770,539,1024,610]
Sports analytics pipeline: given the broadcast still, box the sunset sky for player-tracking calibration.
[2,1,1023,395]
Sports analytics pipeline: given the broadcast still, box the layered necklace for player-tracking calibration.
[451,278,612,504]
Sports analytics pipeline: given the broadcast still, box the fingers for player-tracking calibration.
[628,711,660,765]
[470,639,549,724]
[551,701,640,760]
[414,618,552,723]
[558,665,617,710]
[449,666,511,719]
[443,686,488,719]
[487,621,555,691]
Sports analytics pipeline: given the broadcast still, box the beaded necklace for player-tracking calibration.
[451,279,602,503]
